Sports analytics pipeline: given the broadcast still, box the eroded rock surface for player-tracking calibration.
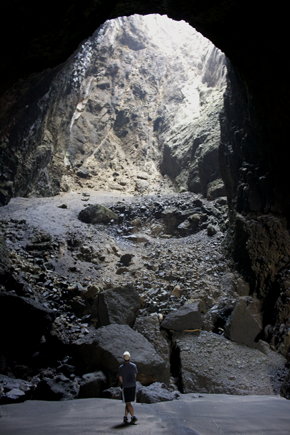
[0,15,226,203]
[174,331,286,395]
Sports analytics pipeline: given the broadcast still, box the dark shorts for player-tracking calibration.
[122,386,136,403]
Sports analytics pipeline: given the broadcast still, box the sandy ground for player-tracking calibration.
[1,394,290,435]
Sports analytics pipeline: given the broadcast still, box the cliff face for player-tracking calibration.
[0,14,226,201]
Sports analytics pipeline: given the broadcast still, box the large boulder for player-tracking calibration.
[78,371,107,398]
[78,204,118,224]
[136,381,180,403]
[96,286,142,326]
[70,324,169,385]
[161,303,202,332]
[225,296,263,347]
[0,375,34,404]
[173,331,286,395]
[134,314,170,363]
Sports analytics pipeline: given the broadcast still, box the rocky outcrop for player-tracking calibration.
[220,63,290,369]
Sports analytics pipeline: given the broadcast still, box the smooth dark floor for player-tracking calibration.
[1,394,290,434]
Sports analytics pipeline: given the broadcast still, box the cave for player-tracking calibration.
[0,0,290,429]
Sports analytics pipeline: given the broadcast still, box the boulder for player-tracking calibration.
[102,386,122,400]
[71,324,169,385]
[0,375,34,404]
[173,331,286,395]
[33,375,80,400]
[161,303,202,332]
[136,381,180,403]
[225,296,263,347]
[134,314,170,363]
[78,371,107,398]
[97,285,142,326]
[78,204,118,224]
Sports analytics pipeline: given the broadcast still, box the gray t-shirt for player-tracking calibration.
[118,361,138,388]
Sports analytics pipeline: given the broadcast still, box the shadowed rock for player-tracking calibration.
[97,286,142,326]
[71,324,170,385]
[225,296,263,347]
[0,375,33,404]
[78,371,107,398]
[161,303,202,331]
[78,204,118,224]
[0,293,55,361]
[136,381,180,403]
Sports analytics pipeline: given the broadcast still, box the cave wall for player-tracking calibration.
[0,15,227,199]
[1,1,289,213]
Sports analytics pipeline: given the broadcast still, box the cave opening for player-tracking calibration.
[1,11,289,406]
[58,13,228,200]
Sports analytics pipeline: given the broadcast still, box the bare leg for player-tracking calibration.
[125,402,134,417]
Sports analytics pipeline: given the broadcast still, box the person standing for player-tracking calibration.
[118,351,138,425]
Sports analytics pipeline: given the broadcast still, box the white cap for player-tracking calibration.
[123,351,131,361]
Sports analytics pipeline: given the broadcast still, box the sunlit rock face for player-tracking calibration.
[0,14,226,200]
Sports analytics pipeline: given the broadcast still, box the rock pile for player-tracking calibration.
[0,190,288,403]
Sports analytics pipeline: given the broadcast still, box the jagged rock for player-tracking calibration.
[33,375,80,400]
[173,331,286,395]
[78,204,118,224]
[202,298,235,333]
[225,296,263,347]
[96,285,142,326]
[70,324,169,385]
[102,386,122,400]
[161,303,202,332]
[0,375,34,404]
[232,213,290,298]
[136,381,180,403]
[207,178,226,200]
[78,371,107,398]
[134,314,170,363]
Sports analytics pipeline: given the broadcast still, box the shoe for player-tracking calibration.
[123,416,129,424]
[130,416,138,424]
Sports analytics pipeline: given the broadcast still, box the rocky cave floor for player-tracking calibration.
[0,189,288,404]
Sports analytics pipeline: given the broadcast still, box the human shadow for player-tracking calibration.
[112,423,136,430]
